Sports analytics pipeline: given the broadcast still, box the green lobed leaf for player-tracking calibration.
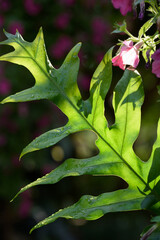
[12,69,148,201]
[1,29,160,233]
[30,189,145,233]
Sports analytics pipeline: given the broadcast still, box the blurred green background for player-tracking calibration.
[0,0,159,239]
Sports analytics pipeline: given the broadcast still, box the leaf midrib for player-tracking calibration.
[74,196,144,211]
[2,56,31,59]
[13,37,150,192]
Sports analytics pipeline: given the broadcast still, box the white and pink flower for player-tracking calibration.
[112,40,142,70]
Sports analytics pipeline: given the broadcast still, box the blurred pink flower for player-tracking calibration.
[0,116,7,128]
[41,164,54,175]
[0,106,17,133]
[0,0,11,12]
[12,155,20,167]
[1,105,12,117]
[0,15,4,28]
[19,190,32,218]
[112,40,142,70]
[0,134,7,146]
[24,0,41,15]
[78,49,84,63]
[18,103,29,117]
[50,35,72,59]
[8,21,24,35]
[32,130,41,139]
[79,75,90,90]
[54,12,70,29]
[59,0,75,6]
[0,66,4,76]
[85,0,96,8]
[19,199,32,218]
[6,121,18,133]
[111,0,133,16]
[151,49,160,78]
[37,115,50,128]
[0,78,11,95]
[92,17,109,45]
[96,52,104,63]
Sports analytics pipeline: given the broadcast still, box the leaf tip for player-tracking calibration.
[30,224,40,234]
[3,28,7,36]
[76,42,82,51]
[3,29,14,39]
[38,26,43,36]
[29,228,34,234]
[39,26,43,33]
[1,98,8,104]
[19,148,30,160]
[20,148,27,160]
[0,96,15,104]
[19,153,23,161]
[10,192,19,202]
[72,42,82,56]
[3,28,6,34]
[35,26,44,42]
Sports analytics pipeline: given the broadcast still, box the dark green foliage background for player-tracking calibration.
[0,0,159,239]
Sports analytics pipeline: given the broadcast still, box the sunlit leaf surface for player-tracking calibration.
[0,29,160,233]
